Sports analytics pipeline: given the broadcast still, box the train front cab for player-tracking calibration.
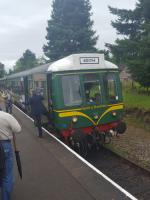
[47,54,126,154]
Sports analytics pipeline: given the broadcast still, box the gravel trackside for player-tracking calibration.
[107,124,150,171]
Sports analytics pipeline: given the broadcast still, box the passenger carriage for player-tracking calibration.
[3,64,49,110]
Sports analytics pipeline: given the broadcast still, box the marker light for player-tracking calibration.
[72,116,78,123]
[94,114,99,119]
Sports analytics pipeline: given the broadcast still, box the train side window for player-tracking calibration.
[104,73,118,103]
[62,75,82,106]
[34,81,39,88]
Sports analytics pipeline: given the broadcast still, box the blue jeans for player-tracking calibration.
[0,141,13,200]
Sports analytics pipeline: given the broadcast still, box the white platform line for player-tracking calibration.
[14,105,138,200]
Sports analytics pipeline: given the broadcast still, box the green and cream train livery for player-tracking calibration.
[0,53,126,155]
[47,53,126,154]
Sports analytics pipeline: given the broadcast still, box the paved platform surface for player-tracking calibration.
[1,103,134,200]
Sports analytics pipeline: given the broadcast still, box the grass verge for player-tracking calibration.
[123,90,150,110]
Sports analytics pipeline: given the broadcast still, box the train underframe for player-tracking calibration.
[61,121,126,157]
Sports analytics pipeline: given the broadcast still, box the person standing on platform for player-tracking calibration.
[0,109,21,200]
[29,90,46,138]
[2,90,13,114]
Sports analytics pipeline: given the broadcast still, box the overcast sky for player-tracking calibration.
[0,0,137,70]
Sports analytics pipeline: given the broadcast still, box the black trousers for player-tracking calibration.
[34,115,42,137]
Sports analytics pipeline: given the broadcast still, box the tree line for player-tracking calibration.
[107,0,150,89]
[0,0,149,89]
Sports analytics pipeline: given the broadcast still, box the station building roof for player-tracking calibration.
[48,53,118,72]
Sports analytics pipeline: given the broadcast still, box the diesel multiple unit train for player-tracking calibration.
[0,53,126,155]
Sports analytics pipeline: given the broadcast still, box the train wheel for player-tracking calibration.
[91,130,105,149]
[69,130,88,157]
[105,135,111,144]
[94,133,105,151]
[104,133,111,144]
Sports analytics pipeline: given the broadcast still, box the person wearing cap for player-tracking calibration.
[1,90,13,114]
[0,109,21,200]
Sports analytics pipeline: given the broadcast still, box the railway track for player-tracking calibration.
[86,147,150,200]
[43,120,150,200]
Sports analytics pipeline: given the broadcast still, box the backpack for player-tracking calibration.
[0,141,5,184]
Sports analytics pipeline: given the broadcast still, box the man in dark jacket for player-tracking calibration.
[29,90,46,138]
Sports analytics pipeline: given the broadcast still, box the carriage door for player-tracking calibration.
[47,73,53,112]
[104,73,119,104]
[23,76,29,109]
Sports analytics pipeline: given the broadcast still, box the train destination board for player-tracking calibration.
[80,57,99,64]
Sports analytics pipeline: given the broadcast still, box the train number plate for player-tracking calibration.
[80,57,99,64]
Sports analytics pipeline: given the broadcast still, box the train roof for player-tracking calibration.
[47,53,118,72]
[6,63,50,79]
[1,54,118,80]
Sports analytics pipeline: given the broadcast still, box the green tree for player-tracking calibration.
[97,49,111,61]
[0,62,5,78]
[37,56,48,65]
[14,49,37,72]
[107,0,150,88]
[43,0,98,61]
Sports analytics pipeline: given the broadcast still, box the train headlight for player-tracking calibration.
[72,116,78,123]
[112,111,117,116]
